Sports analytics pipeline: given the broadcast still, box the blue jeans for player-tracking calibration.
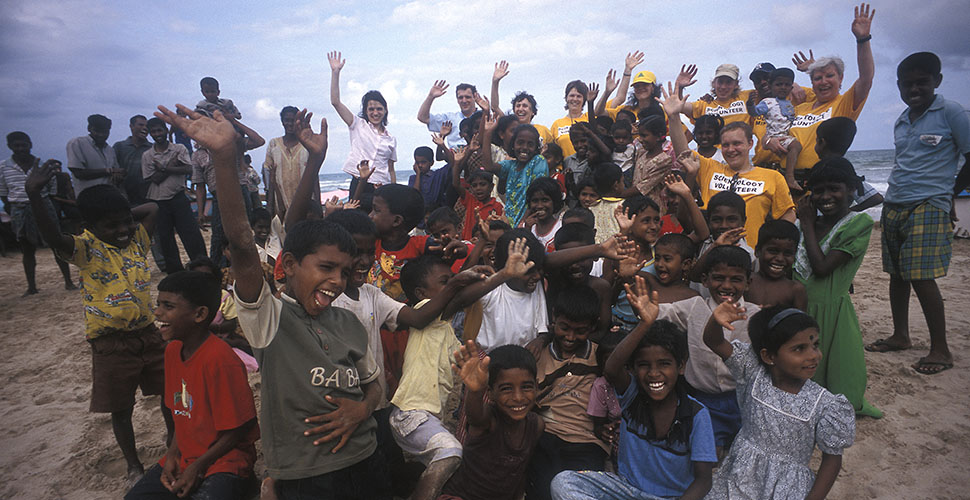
[551,471,668,500]
[124,463,253,499]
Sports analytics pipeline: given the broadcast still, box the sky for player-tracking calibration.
[1,0,969,176]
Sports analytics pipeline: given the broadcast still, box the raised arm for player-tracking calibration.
[703,300,747,360]
[226,117,265,150]
[674,64,699,115]
[848,3,875,109]
[610,51,644,108]
[664,174,709,243]
[155,105,263,302]
[328,51,355,126]
[595,70,618,117]
[418,80,449,125]
[453,340,494,431]
[660,82,693,159]
[398,267,490,328]
[795,197,852,277]
[605,277,658,394]
[284,109,328,231]
[479,110,502,175]
[544,234,634,270]
[24,161,77,255]
[490,61,509,116]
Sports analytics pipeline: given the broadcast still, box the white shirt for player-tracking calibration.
[478,283,549,352]
[341,116,397,185]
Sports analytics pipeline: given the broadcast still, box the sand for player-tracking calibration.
[0,228,968,499]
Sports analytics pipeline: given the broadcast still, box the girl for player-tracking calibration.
[482,120,549,227]
[693,114,724,161]
[522,177,565,252]
[608,195,662,331]
[543,143,567,194]
[794,157,881,418]
[625,115,672,210]
[552,277,716,499]
[703,302,855,500]
[328,51,397,196]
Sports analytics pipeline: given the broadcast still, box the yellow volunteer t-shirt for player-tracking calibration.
[790,85,866,170]
[690,90,752,126]
[532,123,555,147]
[696,155,796,248]
[550,113,588,157]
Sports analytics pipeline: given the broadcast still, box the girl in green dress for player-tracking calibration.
[794,157,882,418]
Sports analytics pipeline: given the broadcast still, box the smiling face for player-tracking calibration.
[283,244,353,317]
[513,97,535,123]
[552,315,594,356]
[201,82,220,103]
[811,64,843,104]
[757,238,796,279]
[154,291,204,341]
[507,265,542,293]
[512,128,540,164]
[633,345,684,402]
[252,219,271,246]
[708,205,745,239]
[653,244,689,285]
[897,69,941,113]
[810,180,850,218]
[637,127,662,152]
[365,100,386,126]
[565,88,585,114]
[489,367,537,421]
[719,128,753,171]
[571,135,589,160]
[417,262,453,301]
[763,327,821,387]
[481,228,505,267]
[556,240,593,283]
[693,124,718,150]
[631,206,661,245]
[349,233,376,289]
[281,111,298,135]
[702,262,750,304]
[578,186,599,208]
[7,137,31,158]
[457,89,476,115]
[91,209,137,248]
[751,73,771,98]
[148,124,168,145]
[632,82,653,103]
[528,190,555,223]
[713,76,738,100]
[130,116,148,142]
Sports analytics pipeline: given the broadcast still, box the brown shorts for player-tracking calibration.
[89,325,166,413]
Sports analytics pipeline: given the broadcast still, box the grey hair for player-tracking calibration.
[809,57,845,78]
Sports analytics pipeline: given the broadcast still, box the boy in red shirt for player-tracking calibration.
[450,162,504,241]
[125,270,258,499]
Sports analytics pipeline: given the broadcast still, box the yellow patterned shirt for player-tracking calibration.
[60,225,155,339]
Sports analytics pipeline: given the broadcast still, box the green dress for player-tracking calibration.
[795,212,882,418]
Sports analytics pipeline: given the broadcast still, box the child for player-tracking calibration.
[195,77,242,119]
[156,105,390,498]
[868,52,970,375]
[528,286,607,500]
[608,195,661,331]
[426,206,473,272]
[747,68,803,193]
[703,304,855,500]
[551,277,716,499]
[522,176,565,251]
[628,115,672,208]
[576,177,600,210]
[795,157,881,417]
[657,245,759,452]
[585,330,624,468]
[544,143,566,193]
[185,256,258,372]
[562,125,591,195]
[648,233,700,303]
[442,342,545,500]
[693,114,724,162]
[451,162,504,241]
[408,146,451,215]
[689,191,756,297]
[588,163,625,244]
[547,222,612,334]
[125,271,258,499]
[611,120,636,184]
[250,207,278,281]
[24,169,172,486]
[482,122,549,227]
[815,117,884,212]
[747,220,807,309]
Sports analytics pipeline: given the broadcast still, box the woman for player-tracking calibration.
[674,63,752,126]
[328,51,397,197]
[489,60,555,145]
[771,3,875,180]
[549,80,590,157]
[663,83,796,248]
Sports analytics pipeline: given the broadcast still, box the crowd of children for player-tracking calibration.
[8,3,970,498]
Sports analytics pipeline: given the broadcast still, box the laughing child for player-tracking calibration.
[522,176,565,251]
[746,220,807,309]
[482,121,549,227]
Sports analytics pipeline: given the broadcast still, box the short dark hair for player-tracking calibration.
[616,109,638,126]
[553,222,595,248]
[816,117,857,156]
[575,177,597,197]
[703,245,752,276]
[561,207,595,228]
[77,184,129,225]
[158,270,222,322]
[129,115,147,125]
[249,207,272,226]
[806,156,863,194]
[488,344,537,387]
[552,285,600,325]
[374,184,425,231]
[281,220,356,263]
[655,233,695,260]
[637,115,667,138]
[6,131,30,145]
[768,67,795,83]
[543,142,563,161]
[622,194,660,218]
[488,219,512,233]
[512,91,538,114]
[749,305,819,367]
[708,191,746,219]
[280,106,299,119]
[467,169,494,185]
[200,77,219,88]
[526,177,564,213]
[414,146,434,162]
[564,80,589,102]
[456,83,477,94]
[592,163,623,196]
[359,91,388,126]
[87,114,111,130]
[897,51,942,79]
[694,114,724,142]
[493,228,545,270]
[720,121,753,141]
[400,255,449,305]
[325,208,376,237]
[146,117,167,130]
[756,220,800,250]
[635,319,688,366]
[426,206,461,230]
[186,256,221,279]
[611,120,633,135]
[593,115,614,133]
[459,111,483,139]
[495,115,520,149]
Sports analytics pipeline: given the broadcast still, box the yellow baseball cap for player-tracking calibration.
[632,70,657,85]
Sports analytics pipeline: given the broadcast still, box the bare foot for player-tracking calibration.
[22,288,38,297]
[260,477,278,500]
[124,466,145,492]
[65,282,78,290]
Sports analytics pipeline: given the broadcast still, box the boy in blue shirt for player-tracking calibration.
[866,52,970,375]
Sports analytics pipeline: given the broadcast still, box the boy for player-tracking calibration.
[125,271,258,499]
[746,220,807,309]
[196,77,242,120]
[25,166,172,486]
[426,206,472,273]
[867,52,970,375]
[747,68,803,192]
[0,131,75,295]
[408,146,451,215]
[563,125,591,195]
[648,233,700,303]
[156,105,390,498]
[528,286,608,500]
[142,117,206,273]
[588,163,625,244]
[451,164,503,241]
[815,117,884,212]
[689,191,756,296]
[547,222,611,334]
[658,246,759,452]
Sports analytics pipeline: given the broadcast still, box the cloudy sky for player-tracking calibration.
[2,0,968,176]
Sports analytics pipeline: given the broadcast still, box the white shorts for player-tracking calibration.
[389,406,462,466]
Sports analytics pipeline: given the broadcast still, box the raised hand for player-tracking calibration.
[714,227,746,247]
[658,81,688,117]
[676,64,698,90]
[493,60,509,82]
[293,109,328,156]
[431,132,446,147]
[155,105,238,156]
[796,195,817,225]
[601,234,636,262]
[324,196,344,214]
[503,237,535,279]
[453,340,490,393]
[25,160,57,195]
[439,120,453,138]
[453,147,468,164]
[624,275,660,324]
[305,394,370,453]
[625,50,645,72]
[617,253,646,280]
[586,82,600,103]
[475,94,490,111]
[327,51,346,72]
[357,160,373,180]
[613,204,634,234]
[344,199,360,210]
[429,80,450,99]
[711,299,748,331]
[663,173,691,199]
[604,69,619,96]
[851,2,875,39]
[792,50,815,73]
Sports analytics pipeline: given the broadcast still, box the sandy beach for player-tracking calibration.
[1,227,968,499]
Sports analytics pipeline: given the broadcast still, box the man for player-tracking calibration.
[67,114,124,194]
[113,115,152,204]
[263,106,310,217]
[417,81,478,148]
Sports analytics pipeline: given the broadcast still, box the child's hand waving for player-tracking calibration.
[293,109,328,156]
[503,237,535,279]
[155,105,238,156]
[586,82,600,103]
[357,160,373,180]
[453,340,490,393]
[714,227,746,247]
[711,300,748,331]
[613,204,634,234]
[439,120,453,138]
[663,173,691,199]
[25,160,57,196]
[624,275,660,324]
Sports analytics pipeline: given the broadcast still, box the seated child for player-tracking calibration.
[125,271,258,500]
[703,304,855,500]
[746,220,807,309]
[522,176,565,251]
[547,222,612,334]
[551,276,716,499]
[658,245,760,452]
[689,191,756,299]
[186,256,256,368]
[450,166,504,242]
[482,123,549,227]
[25,172,172,485]
[195,77,242,119]
[585,330,624,470]
[747,68,803,193]
[528,286,608,500]
[543,142,566,194]
[815,117,884,212]
[408,146,451,215]
[588,163,625,244]
[647,233,700,303]
[442,342,545,500]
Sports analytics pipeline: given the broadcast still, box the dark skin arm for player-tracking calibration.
[453,340,494,432]
[680,462,714,500]
[305,380,381,453]
[543,235,630,270]
[804,453,843,500]
[283,109,328,231]
[479,108,503,176]
[850,192,883,212]
[168,418,257,497]
[687,228,746,283]
[796,198,852,278]
[25,162,77,255]
[703,301,747,361]
[398,267,490,328]
[793,282,808,311]
[604,276,659,394]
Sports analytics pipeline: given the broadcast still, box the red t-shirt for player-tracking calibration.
[459,191,504,241]
[659,214,684,237]
[161,335,258,477]
[451,241,474,274]
[369,234,431,303]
